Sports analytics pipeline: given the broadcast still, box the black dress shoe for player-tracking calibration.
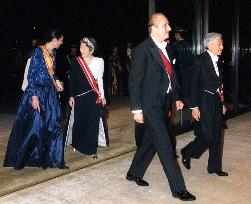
[59,165,69,169]
[181,149,191,170]
[173,191,196,201]
[208,170,228,176]
[126,173,149,186]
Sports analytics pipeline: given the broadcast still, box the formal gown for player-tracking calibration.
[3,47,65,170]
[67,57,108,155]
[108,54,122,95]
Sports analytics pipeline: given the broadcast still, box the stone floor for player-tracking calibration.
[0,111,250,204]
[0,99,136,196]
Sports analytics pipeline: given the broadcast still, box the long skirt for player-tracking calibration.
[3,86,65,170]
[71,92,104,155]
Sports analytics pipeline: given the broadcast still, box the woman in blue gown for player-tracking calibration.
[3,28,68,170]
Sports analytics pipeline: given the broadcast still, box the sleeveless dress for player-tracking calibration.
[3,47,65,170]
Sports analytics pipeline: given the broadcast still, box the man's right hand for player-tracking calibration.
[133,112,144,123]
[192,108,200,121]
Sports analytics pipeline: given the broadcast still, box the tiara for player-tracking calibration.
[82,38,94,50]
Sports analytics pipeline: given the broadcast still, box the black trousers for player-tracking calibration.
[135,113,177,156]
[134,122,144,148]
[165,117,177,156]
[135,119,177,154]
[128,107,186,193]
[182,93,223,172]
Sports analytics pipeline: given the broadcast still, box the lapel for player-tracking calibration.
[204,52,220,81]
[147,37,166,70]
[165,45,176,78]
[146,37,169,78]
[217,60,224,83]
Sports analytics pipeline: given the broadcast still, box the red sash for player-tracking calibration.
[159,50,172,79]
[159,50,173,118]
[76,56,101,103]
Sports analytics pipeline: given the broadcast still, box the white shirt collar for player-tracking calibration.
[207,50,220,77]
[150,36,172,92]
[207,50,219,63]
[151,36,167,50]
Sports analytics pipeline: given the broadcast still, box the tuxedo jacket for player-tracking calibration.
[129,37,180,113]
[189,51,223,108]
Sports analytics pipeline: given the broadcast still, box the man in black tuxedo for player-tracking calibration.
[173,27,193,101]
[126,13,196,201]
[181,33,228,176]
[134,42,179,159]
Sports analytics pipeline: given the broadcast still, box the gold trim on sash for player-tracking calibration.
[40,46,63,91]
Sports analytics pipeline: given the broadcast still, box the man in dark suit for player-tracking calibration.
[173,27,193,101]
[181,33,228,176]
[134,42,179,159]
[126,13,196,201]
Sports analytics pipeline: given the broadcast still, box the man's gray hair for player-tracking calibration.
[203,32,222,49]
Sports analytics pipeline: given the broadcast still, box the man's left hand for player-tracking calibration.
[176,100,184,110]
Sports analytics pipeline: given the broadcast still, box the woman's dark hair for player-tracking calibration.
[44,28,63,43]
[80,36,100,57]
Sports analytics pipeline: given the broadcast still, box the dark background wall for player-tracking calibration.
[0,0,250,108]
